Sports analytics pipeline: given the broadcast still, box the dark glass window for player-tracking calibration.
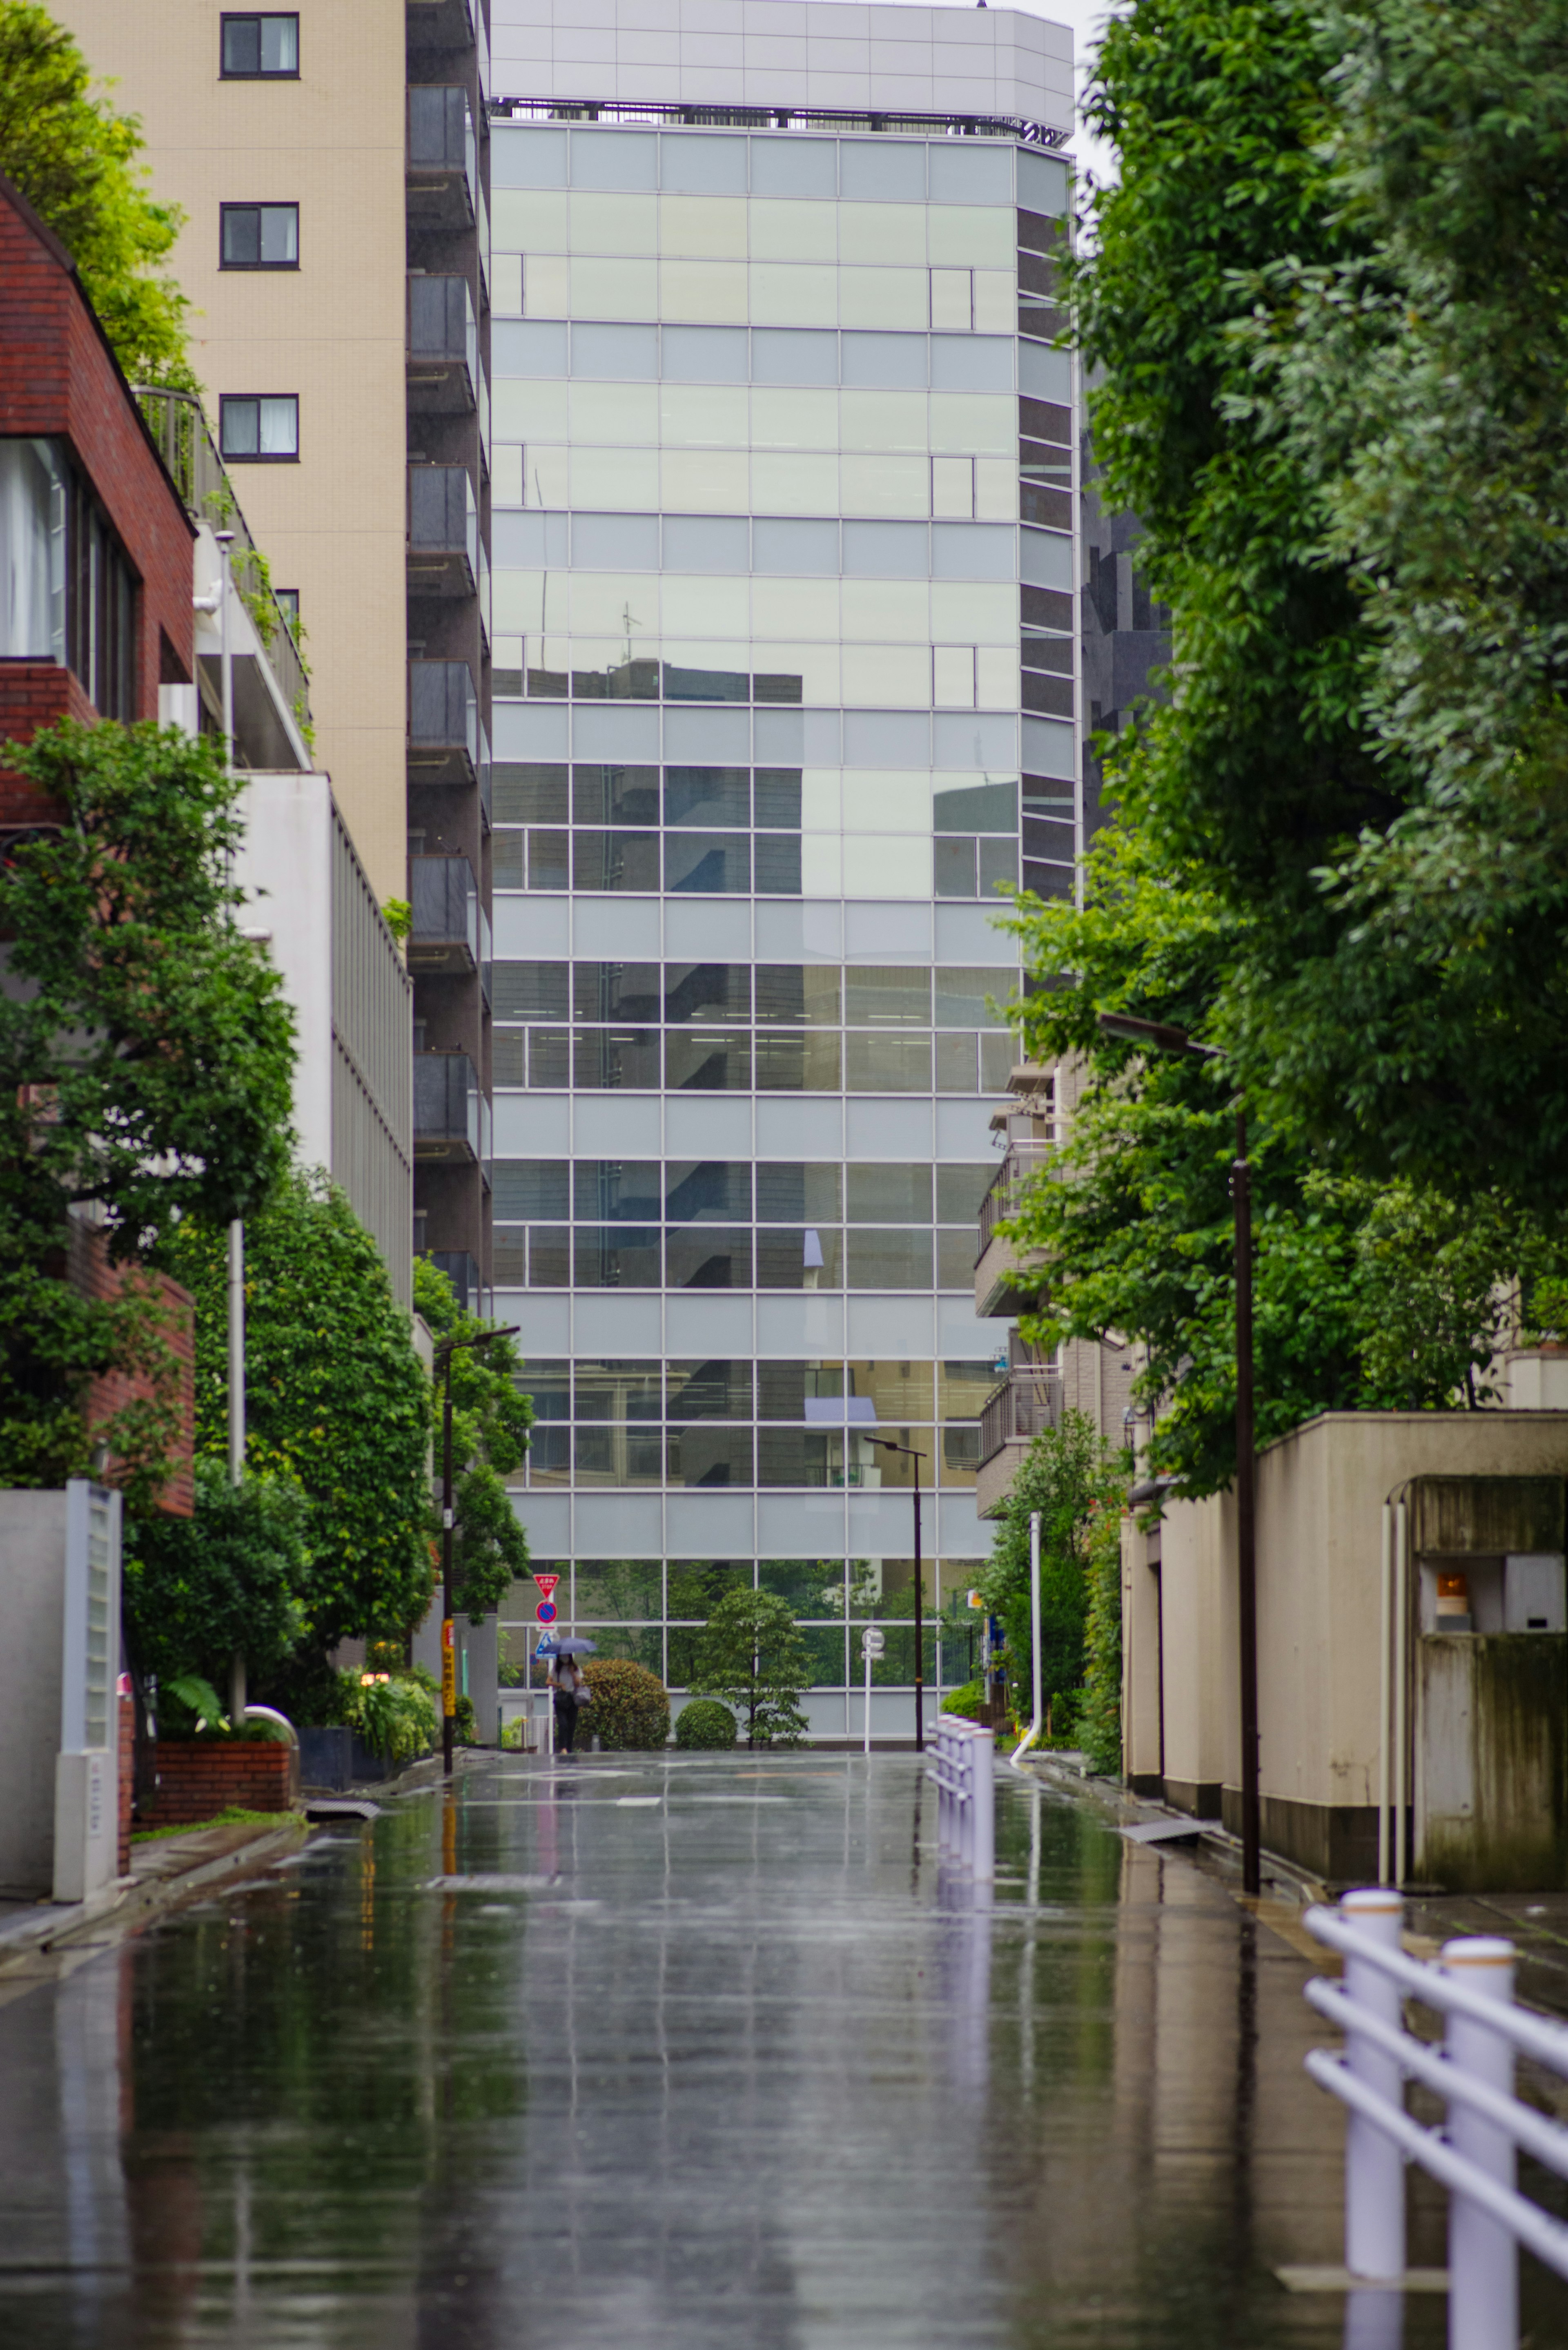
[663,767,749,826]
[572,764,659,825]
[572,829,659,891]
[574,1162,663,1222]
[220,13,298,74]
[218,395,298,461]
[220,203,298,267]
[664,1162,752,1222]
[665,833,749,893]
[666,1227,753,1289]
[667,1360,755,1419]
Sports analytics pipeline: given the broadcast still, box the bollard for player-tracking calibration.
[1442,1937,1518,2350]
[957,1724,973,1873]
[970,1724,994,1882]
[1341,1888,1406,2281]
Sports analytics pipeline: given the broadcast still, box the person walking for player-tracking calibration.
[549,1650,587,1756]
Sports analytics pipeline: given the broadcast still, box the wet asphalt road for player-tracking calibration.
[0,1751,1559,2348]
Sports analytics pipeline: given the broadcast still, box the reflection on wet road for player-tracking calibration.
[0,1752,1549,2347]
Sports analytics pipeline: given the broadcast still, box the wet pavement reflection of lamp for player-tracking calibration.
[1097,1011,1261,1899]
[866,1438,928,1752]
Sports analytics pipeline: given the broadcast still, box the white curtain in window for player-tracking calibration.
[0,438,65,660]
[257,397,297,455]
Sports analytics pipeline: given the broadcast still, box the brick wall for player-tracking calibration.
[68,1217,196,1517]
[0,172,195,820]
[143,1741,292,1829]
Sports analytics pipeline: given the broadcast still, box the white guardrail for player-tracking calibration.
[927,1717,994,1880]
[1304,1888,1568,2350]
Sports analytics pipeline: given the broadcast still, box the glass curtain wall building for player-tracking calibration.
[485,7,1075,1734]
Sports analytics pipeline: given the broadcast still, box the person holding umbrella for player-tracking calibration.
[547,1638,597,1756]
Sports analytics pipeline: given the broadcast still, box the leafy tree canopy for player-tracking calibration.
[125,1457,309,1692]
[163,1172,432,1692]
[0,0,192,384]
[689,1589,811,1748]
[977,1411,1127,1723]
[414,1256,532,1621]
[0,720,294,1503]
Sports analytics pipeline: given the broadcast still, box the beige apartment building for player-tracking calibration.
[60,0,410,905]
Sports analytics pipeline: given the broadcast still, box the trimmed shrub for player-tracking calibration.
[940,1679,986,1721]
[674,1697,738,1750]
[582,1658,670,1750]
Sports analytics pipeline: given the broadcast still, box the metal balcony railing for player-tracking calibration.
[407,275,477,406]
[408,658,477,778]
[408,85,477,222]
[408,465,478,591]
[409,855,479,973]
[135,386,312,731]
[976,1140,1055,1263]
[414,1050,481,1160]
[978,1368,1063,1469]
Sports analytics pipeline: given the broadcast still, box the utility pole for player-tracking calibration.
[868,1439,927,1751]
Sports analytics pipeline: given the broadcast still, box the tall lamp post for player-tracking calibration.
[434,1324,519,1777]
[1097,1012,1260,1898]
[867,1438,927,1752]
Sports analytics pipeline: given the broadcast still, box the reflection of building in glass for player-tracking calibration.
[486,0,1075,1732]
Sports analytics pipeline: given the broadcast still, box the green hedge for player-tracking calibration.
[582,1658,670,1749]
[674,1697,738,1750]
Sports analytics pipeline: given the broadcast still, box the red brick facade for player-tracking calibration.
[142,1740,293,1829]
[67,1218,196,1517]
[0,169,195,825]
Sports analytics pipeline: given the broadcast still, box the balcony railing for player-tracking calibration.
[414,1050,481,1161]
[409,854,479,974]
[408,658,477,782]
[408,465,477,594]
[979,1367,1064,1469]
[135,386,312,731]
[977,1139,1055,1261]
[407,274,477,410]
[407,86,477,224]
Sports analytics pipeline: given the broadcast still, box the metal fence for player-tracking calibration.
[929,1717,994,1881]
[978,1367,1062,1468]
[1304,1888,1568,2349]
[135,386,312,731]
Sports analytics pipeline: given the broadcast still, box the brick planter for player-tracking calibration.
[145,1740,292,1828]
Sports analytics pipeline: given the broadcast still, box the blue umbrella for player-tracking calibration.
[552,1637,598,1656]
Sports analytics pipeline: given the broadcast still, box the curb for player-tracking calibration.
[0,1817,309,1974]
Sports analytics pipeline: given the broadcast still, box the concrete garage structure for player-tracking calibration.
[1123,1407,1568,1888]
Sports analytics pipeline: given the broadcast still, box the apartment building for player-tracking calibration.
[59,0,491,1289]
[482,0,1077,1732]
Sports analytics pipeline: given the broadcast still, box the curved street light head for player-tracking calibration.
[1097,1011,1225,1061]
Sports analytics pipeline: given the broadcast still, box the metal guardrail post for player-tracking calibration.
[1341,1887,1406,2280]
[1443,1937,1519,2350]
[970,1725,994,1883]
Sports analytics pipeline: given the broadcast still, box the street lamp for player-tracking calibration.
[866,1438,927,1752]
[434,1324,519,1777]
[1097,1011,1261,1898]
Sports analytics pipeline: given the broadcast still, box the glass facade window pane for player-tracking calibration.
[575,1559,664,1616]
[797,1627,852,1686]
[573,1425,665,1485]
[527,1229,571,1287]
[979,838,1019,894]
[663,767,749,827]
[935,1032,976,1092]
[493,961,570,1019]
[668,1423,755,1487]
[846,1230,934,1289]
[848,1361,935,1420]
[528,1030,572,1087]
[492,1159,570,1218]
[933,780,1018,833]
[662,325,749,382]
[575,961,662,1022]
[755,1226,843,1288]
[660,192,748,254]
[980,1030,1015,1089]
[755,836,803,895]
[840,142,924,203]
[756,965,840,1024]
[758,1429,846,1488]
[755,1030,841,1090]
[938,1229,976,1289]
[940,1423,982,1485]
[937,1166,996,1222]
[662,514,749,571]
[571,764,659,825]
[492,834,525,891]
[846,1164,933,1223]
[592,1628,666,1670]
[751,263,838,329]
[750,198,838,262]
[664,1161,752,1221]
[755,1164,842,1222]
[667,1360,754,1418]
[760,1559,851,1613]
[757,1360,844,1418]
[523,1422,570,1481]
[666,1225,753,1289]
[667,1561,753,1620]
[572,1227,662,1287]
[520,1362,572,1422]
[575,1161,663,1221]
[572,829,661,891]
[748,137,837,201]
[576,1362,662,1419]
[664,833,750,894]
[843,1032,932,1092]
[528,831,572,890]
[571,1026,661,1090]
[493,1228,526,1285]
[843,968,931,1026]
[662,962,751,1023]
[754,769,802,825]
[935,836,978,897]
[841,334,927,390]
[665,1029,751,1090]
[751,329,838,386]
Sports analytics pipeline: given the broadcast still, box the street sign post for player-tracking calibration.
[533,1572,559,1599]
[536,1599,557,1625]
[861,1625,885,1755]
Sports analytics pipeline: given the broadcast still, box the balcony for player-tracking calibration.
[407,274,477,413]
[975,1140,1053,1317]
[407,86,476,230]
[408,658,477,785]
[414,1050,481,1163]
[408,465,477,597]
[976,1367,1064,1519]
[408,855,479,977]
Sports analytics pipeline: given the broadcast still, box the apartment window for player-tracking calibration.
[0,439,136,718]
[220,13,298,75]
[274,588,300,636]
[218,395,298,462]
[220,203,298,269]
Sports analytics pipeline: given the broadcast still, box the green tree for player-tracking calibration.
[1079,1508,1125,1778]
[125,1457,309,1692]
[689,1588,811,1748]
[413,1257,532,1621]
[978,1411,1127,1731]
[0,720,294,1505]
[164,1171,432,1706]
[0,0,192,383]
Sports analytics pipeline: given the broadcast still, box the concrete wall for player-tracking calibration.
[0,1492,68,1897]
[1134,1411,1568,1880]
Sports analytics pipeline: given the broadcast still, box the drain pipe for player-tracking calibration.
[1009,1512,1044,1775]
